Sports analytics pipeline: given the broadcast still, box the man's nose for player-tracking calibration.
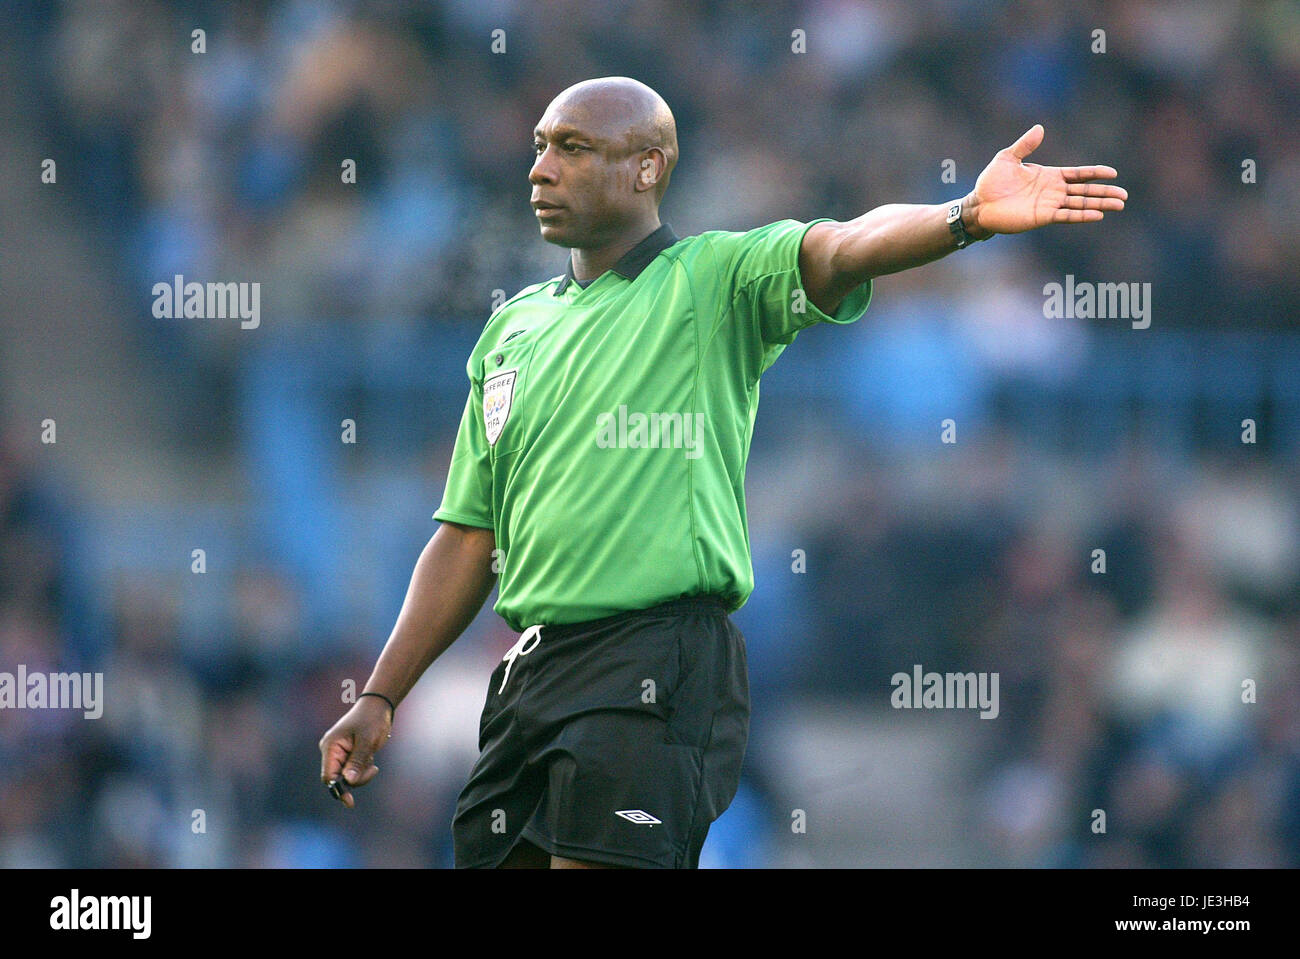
[529,147,557,185]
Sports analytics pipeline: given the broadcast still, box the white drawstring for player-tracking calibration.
[497,624,543,693]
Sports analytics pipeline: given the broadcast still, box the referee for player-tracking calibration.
[319,76,1125,868]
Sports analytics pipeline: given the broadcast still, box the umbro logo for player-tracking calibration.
[615,809,661,825]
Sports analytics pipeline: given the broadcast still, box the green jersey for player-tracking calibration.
[434,218,873,631]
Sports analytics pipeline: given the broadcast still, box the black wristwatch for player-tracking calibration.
[946,198,983,249]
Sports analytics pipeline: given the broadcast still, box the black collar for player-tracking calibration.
[554,223,679,295]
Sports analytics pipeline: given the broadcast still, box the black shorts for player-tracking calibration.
[452,595,750,869]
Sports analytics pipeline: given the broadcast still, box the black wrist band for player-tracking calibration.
[358,691,396,717]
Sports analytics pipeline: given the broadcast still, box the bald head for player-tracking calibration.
[529,76,678,251]
[544,77,678,200]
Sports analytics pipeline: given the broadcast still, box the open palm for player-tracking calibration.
[971,124,1127,234]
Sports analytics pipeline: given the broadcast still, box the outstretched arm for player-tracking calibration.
[799,124,1127,314]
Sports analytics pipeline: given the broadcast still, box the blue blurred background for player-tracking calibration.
[1,0,1298,867]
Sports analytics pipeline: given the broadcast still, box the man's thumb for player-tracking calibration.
[1009,124,1044,160]
[344,757,372,785]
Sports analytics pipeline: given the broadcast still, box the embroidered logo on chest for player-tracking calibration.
[483,369,517,446]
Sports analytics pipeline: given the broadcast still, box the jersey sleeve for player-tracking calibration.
[432,366,495,530]
[715,218,873,356]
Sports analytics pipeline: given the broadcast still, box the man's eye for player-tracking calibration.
[533,142,545,154]
[564,143,584,153]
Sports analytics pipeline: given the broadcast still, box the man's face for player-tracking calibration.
[529,98,644,249]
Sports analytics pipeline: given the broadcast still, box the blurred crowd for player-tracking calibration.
[1,0,1298,867]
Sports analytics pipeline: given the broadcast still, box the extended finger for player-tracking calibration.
[1065,181,1128,200]
[1052,208,1106,223]
[1058,194,1126,211]
[1008,123,1045,160]
[1061,165,1118,182]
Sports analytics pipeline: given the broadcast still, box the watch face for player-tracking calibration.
[947,203,962,224]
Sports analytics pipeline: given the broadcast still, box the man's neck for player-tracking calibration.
[571,218,661,284]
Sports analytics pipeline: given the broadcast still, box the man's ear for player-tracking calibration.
[635,148,667,193]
